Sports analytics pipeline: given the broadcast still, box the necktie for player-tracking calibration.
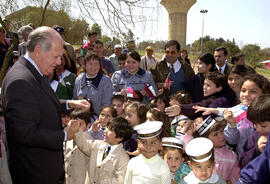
[43,75,51,87]
[102,146,111,160]
[170,64,174,73]
[219,68,222,73]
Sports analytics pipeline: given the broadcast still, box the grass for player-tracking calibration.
[256,68,270,79]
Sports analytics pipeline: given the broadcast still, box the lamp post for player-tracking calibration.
[200,9,208,53]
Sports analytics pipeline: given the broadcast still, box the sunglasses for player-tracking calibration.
[165,50,178,55]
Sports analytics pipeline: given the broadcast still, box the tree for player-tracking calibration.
[100,35,111,48]
[242,44,262,68]
[222,41,240,57]
[91,23,102,38]
[5,6,89,44]
[69,18,90,44]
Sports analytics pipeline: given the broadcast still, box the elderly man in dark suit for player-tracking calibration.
[1,26,89,184]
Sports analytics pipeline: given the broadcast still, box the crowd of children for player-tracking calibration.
[50,68,269,183]
[1,33,270,183]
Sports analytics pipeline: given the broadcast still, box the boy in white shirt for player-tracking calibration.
[124,121,171,184]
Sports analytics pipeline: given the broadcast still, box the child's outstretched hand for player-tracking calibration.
[257,135,268,152]
[192,105,218,115]
[223,110,236,127]
[165,105,181,117]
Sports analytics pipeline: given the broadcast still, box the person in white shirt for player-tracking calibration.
[140,46,158,70]
[214,47,231,75]
[124,121,171,184]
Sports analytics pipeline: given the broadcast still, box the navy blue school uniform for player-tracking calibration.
[185,73,205,103]
[237,132,270,184]
[123,131,137,158]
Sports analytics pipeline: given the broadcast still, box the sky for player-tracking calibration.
[70,0,270,48]
[143,0,270,48]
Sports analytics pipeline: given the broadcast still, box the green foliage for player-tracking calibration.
[260,48,270,61]
[6,6,89,44]
[91,23,102,38]
[137,40,167,51]
[191,35,240,58]
[100,35,111,48]
[221,41,240,56]
[69,19,89,44]
[242,44,262,68]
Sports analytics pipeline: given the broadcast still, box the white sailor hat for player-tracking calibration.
[162,137,184,150]
[185,137,213,163]
[196,116,224,136]
[114,44,122,49]
[134,121,163,139]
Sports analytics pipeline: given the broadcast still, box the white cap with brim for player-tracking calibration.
[134,121,163,139]
[185,137,213,163]
[162,137,184,150]
[196,116,224,136]
[114,44,122,49]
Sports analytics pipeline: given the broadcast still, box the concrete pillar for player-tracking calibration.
[161,0,196,47]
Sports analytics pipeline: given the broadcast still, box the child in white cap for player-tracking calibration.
[160,137,191,184]
[124,121,171,184]
[196,116,239,184]
[181,137,226,184]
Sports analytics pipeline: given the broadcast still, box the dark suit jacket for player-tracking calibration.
[2,56,66,184]
[224,63,231,75]
[150,59,195,89]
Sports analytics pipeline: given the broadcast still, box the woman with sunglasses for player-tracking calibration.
[150,40,194,96]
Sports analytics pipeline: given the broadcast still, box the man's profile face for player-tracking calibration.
[214,50,226,67]
[36,36,63,76]
[165,45,179,64]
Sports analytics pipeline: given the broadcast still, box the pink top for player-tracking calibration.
[214,146,240,183]
[82,42,94,50]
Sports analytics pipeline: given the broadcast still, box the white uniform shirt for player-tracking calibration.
[124,154,171,184]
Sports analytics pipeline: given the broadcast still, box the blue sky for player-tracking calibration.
[151,0,270,48]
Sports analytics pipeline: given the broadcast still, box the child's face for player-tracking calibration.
[85,58,100,77]
[240,80,263,106]
[112,99,124,116]
[163,149,184,173]
[137,136,161,159]
[197,60,211,74]
[156,98,166,110]
[228,73,244,93]
[176,120,191,134]
[77,118,89,132]
[254,121,270,136]
[208,129,226,148]
[99,108,113,127]
[189,160,215,181]
[169,99,180,106]
[203,79,222,97]
[125,107,140,127]
[104,127,122,145]
[61,114,70,126]
[118,60,126,70]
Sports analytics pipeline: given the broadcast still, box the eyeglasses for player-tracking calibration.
[165,50,177,55]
